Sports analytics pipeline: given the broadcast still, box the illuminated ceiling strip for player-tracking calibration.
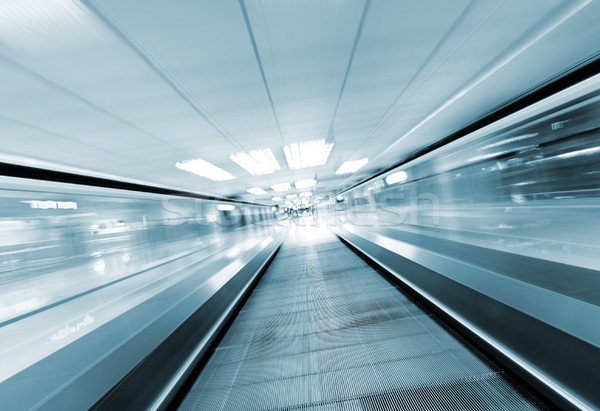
[247,187,267,195]
[385,171,407,185]
[295,178,316,189]
[271,182,291,192]
[283,139,334,170]
[176,159,235,181]
[335,158,368,175]
[230,148,280,176]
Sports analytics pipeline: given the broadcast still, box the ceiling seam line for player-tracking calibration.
[334,0,590,193]
[331,0,506,192]
[325,0,372,143]
[0,55,187,156]
[238,0,285,147]
[0,113,139,163]
[380,0,587,157]
[81,0,250,154]
[368,0,479,143]
[334,35,600,198]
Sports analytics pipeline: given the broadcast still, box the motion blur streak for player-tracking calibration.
[333,79,600,270]
[0,182,278,384]
[329,74,600,410]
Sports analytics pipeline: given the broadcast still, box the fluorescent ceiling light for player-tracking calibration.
[272,196,283,201]
[299,191,312,197]
[385,171,408,185]
[230,148,280,176]
[284,139,334,170]
[295,178,316,189]
[335,158,368,175]
[286,194,298,199]
[247,187,267,195]
[176,158,235,181]
[217,204,235,211]
[271,183,291,192]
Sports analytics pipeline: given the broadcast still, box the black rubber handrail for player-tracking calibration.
[0,162,266,206]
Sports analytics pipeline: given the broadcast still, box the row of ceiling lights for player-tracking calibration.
[175,139,369,197]
[216,169,408,211]
[247,177,315,195]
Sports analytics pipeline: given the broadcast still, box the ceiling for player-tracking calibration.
[0,0,599,204]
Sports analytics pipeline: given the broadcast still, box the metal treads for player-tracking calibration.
[179,228,546,410]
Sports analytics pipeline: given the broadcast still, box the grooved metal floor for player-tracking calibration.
[179,227,546,410]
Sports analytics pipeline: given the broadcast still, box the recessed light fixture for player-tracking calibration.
[271,183,292,192]
[335,158,368,175]
[272,196,283,201]
[247,187,267,195]
[385,171,408,185]
[217,204,235,211]
[295,178,317,189]
[299,191,312,197]
[284,139,334,170]
[286,194,298,199]
[176,158,236,181]
[230,148,280,175]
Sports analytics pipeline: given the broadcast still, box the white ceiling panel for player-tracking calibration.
[243,1,366,141]
[0,0,599,202]
[93,0,284,147]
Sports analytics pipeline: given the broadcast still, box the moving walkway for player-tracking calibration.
[175,228,546,410]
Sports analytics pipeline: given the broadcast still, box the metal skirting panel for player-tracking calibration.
[179,229,546,410]
[335,227,598,410]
